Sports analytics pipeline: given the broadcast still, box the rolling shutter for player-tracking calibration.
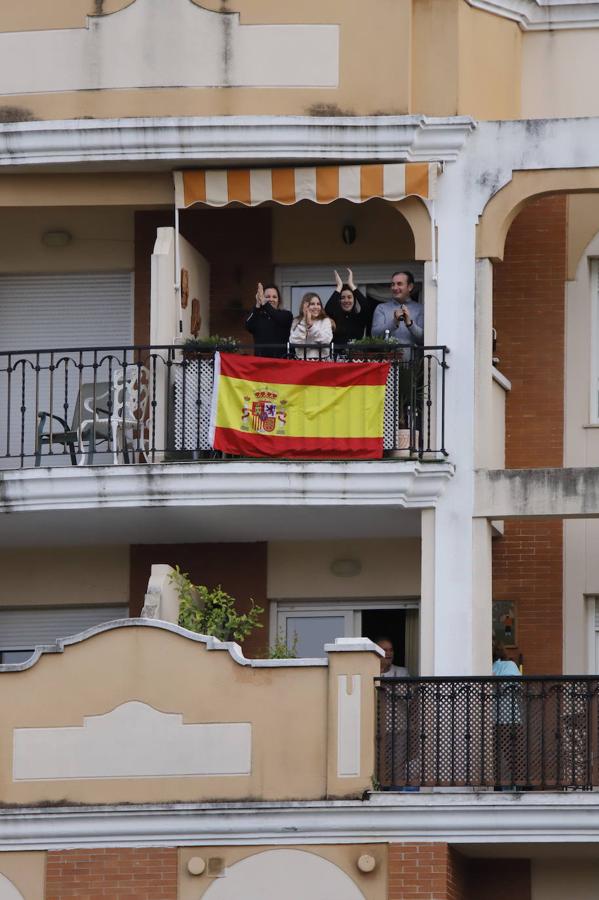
[0,606,128,649]
[0,271,133,350]
[0,272,133,463]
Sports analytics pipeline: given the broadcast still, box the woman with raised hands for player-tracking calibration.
[324,268,370,348]
[245,282,292,358]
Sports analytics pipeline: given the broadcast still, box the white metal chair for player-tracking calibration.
[78,365,150,465]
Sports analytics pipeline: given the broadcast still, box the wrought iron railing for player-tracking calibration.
[0,343,448,468]
[376,676,599,791]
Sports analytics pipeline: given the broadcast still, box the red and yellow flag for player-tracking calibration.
[210,353,389,459]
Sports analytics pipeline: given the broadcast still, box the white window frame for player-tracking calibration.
[274,263,425,317]
[270,597,420,651]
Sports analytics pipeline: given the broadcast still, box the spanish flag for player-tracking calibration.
[210,353,389,459]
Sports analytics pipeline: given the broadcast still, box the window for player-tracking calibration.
[271,598,419,673]
[276,264,424,318]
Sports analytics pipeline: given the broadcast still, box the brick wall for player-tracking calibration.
[389,843,466,900]
[46,847,178,899]
[492,195,566,673]
[388,845,530,900]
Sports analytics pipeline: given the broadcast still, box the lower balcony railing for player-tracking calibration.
[0,343,448,468]
[376,676,599,791]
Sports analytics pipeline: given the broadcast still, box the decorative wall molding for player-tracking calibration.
[0,619,325,673]
[0,622,379,674]
[467,0,599,31]
[0,0,338,95]
[0,115,475,169]
[13,701,251,781]
[2,793,599,850]
[337,675,361,778]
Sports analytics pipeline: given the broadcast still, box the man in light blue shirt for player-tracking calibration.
[371,271,424,353]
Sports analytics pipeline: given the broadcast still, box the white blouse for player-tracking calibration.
[289,317,333,359]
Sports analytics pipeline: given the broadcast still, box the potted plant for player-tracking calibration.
[347,335,404,361]
[182,335,241,360]
[170,567,263,643]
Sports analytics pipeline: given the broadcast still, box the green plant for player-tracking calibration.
[347,335,402,348]
[267,633,299,659]
[170,566,263,643]
[182,335,240,352]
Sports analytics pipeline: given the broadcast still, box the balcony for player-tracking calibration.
[0,343,449,469]
[376,676,599,792]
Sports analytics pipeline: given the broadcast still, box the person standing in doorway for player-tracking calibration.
[376,636,409,678]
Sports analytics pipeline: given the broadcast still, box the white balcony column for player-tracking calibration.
[419,189,492,674]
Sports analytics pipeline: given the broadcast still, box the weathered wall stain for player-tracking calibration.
[0,105,34,123]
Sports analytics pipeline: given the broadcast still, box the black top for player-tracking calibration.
[245,304,293,358]
[324,289,372,346]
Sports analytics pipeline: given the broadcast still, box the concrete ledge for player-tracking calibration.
[2,793,599,850]
[475,467,599,518]
[0,114,475,170]
[0,460,454,513]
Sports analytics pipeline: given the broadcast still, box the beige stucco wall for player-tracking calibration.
[0,207,134,273]
[0,546,129,607]
[532,859,599,900]
[412,0,520,119]
[268,539,421,599]
[0,0,411,120]
[0,175,173,209]
[522,30,599,119]
[457,2,520,120]
[273,200,415,266]
[0,623,379,804]
[6,0,599,124]
[0,853,45,900]
[179,844,387,900]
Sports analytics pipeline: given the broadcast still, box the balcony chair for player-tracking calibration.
[78,364,150,465]
[35,381,111,467]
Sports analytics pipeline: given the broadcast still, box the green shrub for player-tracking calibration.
[170,566,263,643]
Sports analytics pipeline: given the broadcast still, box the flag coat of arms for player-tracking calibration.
[210,353,390,459]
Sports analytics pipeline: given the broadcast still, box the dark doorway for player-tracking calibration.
[362,609,407,667]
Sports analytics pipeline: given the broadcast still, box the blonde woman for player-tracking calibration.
[289,292,334,360]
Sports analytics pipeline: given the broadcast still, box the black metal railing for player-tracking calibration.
[0,343,448,468]
[376,676,599,791]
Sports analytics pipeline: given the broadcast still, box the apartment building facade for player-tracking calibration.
[2,0,599,897]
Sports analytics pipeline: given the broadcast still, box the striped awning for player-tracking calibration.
[174,163,437,209]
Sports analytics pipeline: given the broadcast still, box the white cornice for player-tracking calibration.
[467,0,599,31]
[0,460,454,514]
[2,793,599,850]
[0,115,475,170]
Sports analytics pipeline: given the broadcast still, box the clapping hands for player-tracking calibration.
[333,268,357,292]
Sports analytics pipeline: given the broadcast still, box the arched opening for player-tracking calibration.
[202,849,366,900]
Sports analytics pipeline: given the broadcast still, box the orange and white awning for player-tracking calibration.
[174,163,437,209]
